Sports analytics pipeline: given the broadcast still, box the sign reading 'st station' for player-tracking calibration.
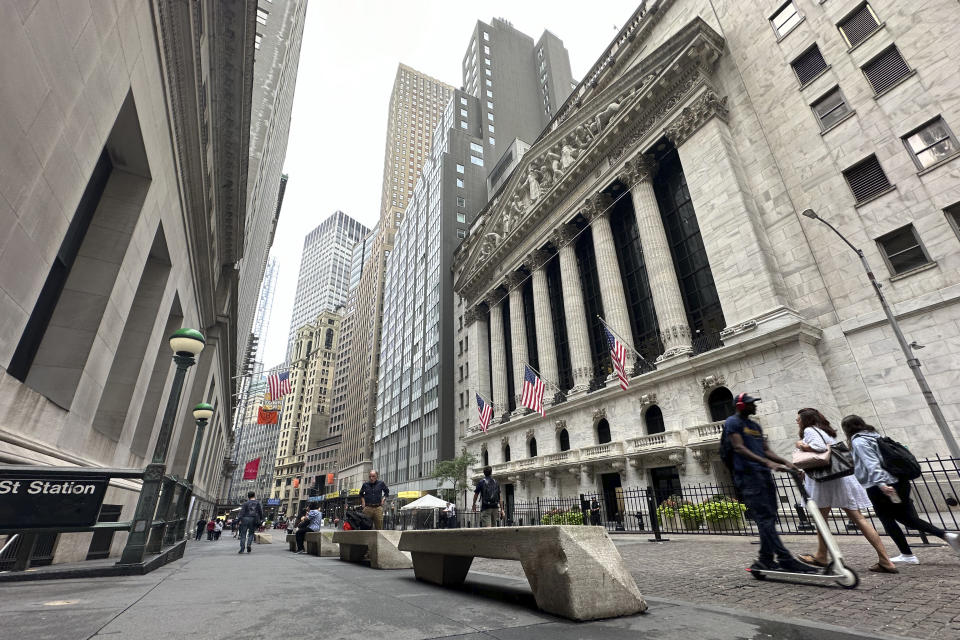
[0,470,110,528]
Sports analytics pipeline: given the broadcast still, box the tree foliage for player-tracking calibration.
[431,448,477,497]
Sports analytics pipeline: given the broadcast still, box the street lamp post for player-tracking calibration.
[166,403,214,545]
[119,329,205,565]
[801,209,960,458]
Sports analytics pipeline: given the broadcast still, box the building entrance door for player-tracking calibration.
[600,472,622,526]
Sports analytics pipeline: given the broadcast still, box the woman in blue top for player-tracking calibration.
[842,415,960,564]
[794,408,896,573]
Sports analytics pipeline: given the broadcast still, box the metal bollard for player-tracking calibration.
[646,487,669,543]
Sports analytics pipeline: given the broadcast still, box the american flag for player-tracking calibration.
[605,327,629,390]
[476,393,493,432]
[268,370,291,399]
[520,365,545,417]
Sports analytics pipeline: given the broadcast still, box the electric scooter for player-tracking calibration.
[746,469,859,589]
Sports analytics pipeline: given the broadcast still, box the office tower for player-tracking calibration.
[253,256,279,340]
[373,90,488,491]
[462,19,574,171]
[0,1,255,565]
[286,211,368,359]
[333,66,454,491]
[271,309,343,515]
[237,0,307,369]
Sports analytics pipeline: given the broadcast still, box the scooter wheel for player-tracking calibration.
[747,568,766,581]
[835,563,859,589]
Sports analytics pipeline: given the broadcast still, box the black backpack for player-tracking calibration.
[876,436,922,480]
[344,509,374,531]
[480,477,500,509]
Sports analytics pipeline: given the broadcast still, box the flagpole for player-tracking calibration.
[523,361,562,393]
[596,315,654,370]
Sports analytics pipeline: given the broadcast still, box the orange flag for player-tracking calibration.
[257,406,278,424]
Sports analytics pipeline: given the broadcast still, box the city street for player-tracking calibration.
[3,530,956,640]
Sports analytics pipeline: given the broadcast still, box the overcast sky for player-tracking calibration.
[259,0,643,368]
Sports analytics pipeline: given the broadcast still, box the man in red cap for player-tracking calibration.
[724,393,815,574]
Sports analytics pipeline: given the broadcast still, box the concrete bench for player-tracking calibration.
[254,532,272,544]
[286,534,297,552]
[331,530,411,569]
[397,525,646,621]
[305,531,338,557]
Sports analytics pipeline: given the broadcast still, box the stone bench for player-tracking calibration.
[286,534,297,552]
[254,532,272,544]
[305,531,338,557]
[397,525,646,621]
[332,530,411,569]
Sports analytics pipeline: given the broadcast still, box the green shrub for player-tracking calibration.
[540,508,584,525]
[700,499,747,522]
[656,496,702,526]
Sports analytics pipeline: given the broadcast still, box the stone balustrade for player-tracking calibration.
[684,420,725,447]
[580,441,625,461]
[626,429,685,454]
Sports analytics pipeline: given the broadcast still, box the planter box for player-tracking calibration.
[705,518,742,533]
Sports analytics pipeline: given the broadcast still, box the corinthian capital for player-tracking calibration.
[580,192,614,222]
[504,271,527,288]
[525,248,554,271]
[619,154,657,185]
[664,90,729,147]
[550,223,579,248]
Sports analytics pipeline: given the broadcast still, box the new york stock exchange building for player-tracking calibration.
[451,0,960,507]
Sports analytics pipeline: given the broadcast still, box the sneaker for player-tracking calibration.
[238,550,244,554]
[890,554,919,564]
[777,557,821,574]
[247,547,251,553]
[749,558,779,572]
[945,533,960,556]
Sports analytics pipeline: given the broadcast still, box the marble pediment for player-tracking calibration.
[454,17,724,303]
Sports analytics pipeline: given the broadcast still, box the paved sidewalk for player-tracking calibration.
[0,532,928,640]
[474,532,960,639]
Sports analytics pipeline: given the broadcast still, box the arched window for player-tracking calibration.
[503,444,511,462]
[596,419,611,444]
[558,429,570,451]
[482,449,489,467]
[708,387,735,422]
[529,437,537,458]
[645,405,664,434]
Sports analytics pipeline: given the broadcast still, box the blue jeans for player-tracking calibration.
[736,470,790,562]
[239,517,257,550]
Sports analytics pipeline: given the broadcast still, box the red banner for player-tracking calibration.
[257,406,278,424]
[292,478,300,489]
[326,473,335,485]
[242,458,261,480]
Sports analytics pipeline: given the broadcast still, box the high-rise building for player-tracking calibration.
[286,211,368,359]
[237,0,307,369]
[374,90,489,491]
[334,66,454,491]
[349,225,377,292]
[371,22,574,493]
[253,256,279,340]
[0,1,255,565]
[229,369,279,504]
[462,19,574,171]
[272,309,343,516]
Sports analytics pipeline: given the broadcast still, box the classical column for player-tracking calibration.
[486,292,511,421]
[524,249,559,401]
[620,155,692,362]
[551,224,593,392]
[465,305,491,410]
[506,271,529,412]
[581,193,635,369]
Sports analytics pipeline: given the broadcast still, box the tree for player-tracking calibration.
[431,448,478,502]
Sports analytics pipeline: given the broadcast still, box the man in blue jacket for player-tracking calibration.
[237,491,264,554]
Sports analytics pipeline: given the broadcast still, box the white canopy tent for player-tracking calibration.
[400,494,449,510]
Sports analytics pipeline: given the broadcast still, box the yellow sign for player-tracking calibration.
[348,488,360,496]
[397,490,423,499]
[324,492,339,500]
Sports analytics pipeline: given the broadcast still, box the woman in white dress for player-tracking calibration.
[794,408,897,573]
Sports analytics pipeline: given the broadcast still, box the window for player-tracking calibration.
[842,155,892,203]
[460,96,467,105]
[488,124,494,133]
[485,69,491,76]
[487,113,494,121]
[486,90,493,98]
[456,164,464,174]
[460,108,468,117]
[558,429,570,451]
[470,156,483,166]
[707,387,735,422]
[528,438,537,458]
[470,142,483,154]
[487,101,494,109]
[791,45,828,86]
[862,45,911,94]
[876,225,931,275]
[483,31,489,41]
[596,419,611,444]
[946,204,960,240]
[645,406,665,435]
[489,137,495,146]
[811,87,851,130]
[257,8,269,25]
[770,1,803,38]
[254,33,262,49]
[902,117,959,169]
[457,229,466,239]
[838,3,881,47]
[456,178,464,188]
[484,45,490,54]
[456,196,465,207]
[456,212,466,223]
[460,121,467,129]
[484,58,491,65]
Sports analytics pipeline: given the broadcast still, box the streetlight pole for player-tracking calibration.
[119,328,205,565]
[802,209,960,458]
[166,403,213,545]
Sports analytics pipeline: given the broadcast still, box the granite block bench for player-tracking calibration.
[397,525,646,620]
[331,530,411,569]
[305,531,338,557]
[286,534,297,551]
[254,532,272,544]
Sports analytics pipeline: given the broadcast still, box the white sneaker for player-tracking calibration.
[890,554,919,564]
[945,532,960,556]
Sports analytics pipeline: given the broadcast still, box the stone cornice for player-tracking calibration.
[454,18,725,304]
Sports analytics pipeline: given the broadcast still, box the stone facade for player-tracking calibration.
[452,0,960,508]
[0,1,255,562]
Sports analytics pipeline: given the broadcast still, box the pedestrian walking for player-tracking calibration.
[359,469,389,530]
[231,518,238,538]
[842,415,960,564]
[793,408,897,573]
[194,517,206,541]
[589,498,602,526]
[206,517,216,541]
[214,519,223,541]
[237,491,264,554]
[472,466,503,528]
[443,501,457,528]
[723,393,816,574]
